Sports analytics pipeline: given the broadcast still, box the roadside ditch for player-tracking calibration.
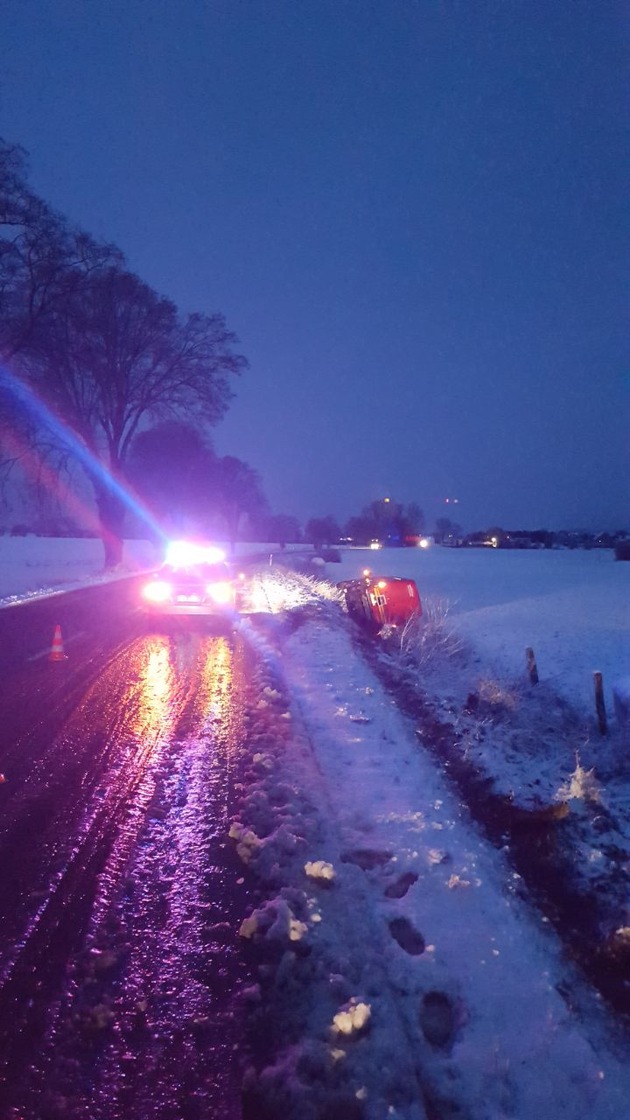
[356,628,630,1022]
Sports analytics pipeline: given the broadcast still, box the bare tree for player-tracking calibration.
[0,139,121,517]
[435,516,462,544]
[264,513,302,545]
[1,139,121,362]
[305,516,340,549]
[209,456,267,551]
[128,420,215,533]
[21,266,246,565]
[1,141,247,566]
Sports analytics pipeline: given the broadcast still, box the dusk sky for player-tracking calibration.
[1,0,627,531]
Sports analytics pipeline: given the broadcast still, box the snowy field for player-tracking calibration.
[0,535,159,605]
[1,536,630,1117]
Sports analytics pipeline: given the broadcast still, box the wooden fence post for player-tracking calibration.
[593,671,607,735]
[526,647,539,685]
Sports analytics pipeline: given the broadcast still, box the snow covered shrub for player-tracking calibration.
[395,596,465,668]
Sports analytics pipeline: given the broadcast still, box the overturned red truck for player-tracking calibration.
[338,570,422,632]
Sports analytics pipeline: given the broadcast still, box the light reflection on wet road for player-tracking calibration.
[0,626,251,1120]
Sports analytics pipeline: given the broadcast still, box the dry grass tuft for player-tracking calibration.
[392,596,465,669]
[555,752,603,805]
[477,677,518,711]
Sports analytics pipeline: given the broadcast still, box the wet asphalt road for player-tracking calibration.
[0,583,252,1120]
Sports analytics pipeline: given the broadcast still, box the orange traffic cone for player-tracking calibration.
[49,625,68,662]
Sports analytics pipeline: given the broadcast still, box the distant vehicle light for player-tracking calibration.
[206,581,234,605]
[166,540,225,568]
[369,540,382,550]
[419,537,431,549]
[142,580,172,603]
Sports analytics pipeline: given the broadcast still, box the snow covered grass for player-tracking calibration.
[350,563,630,1005]
[234,606,630,1120]
[388,596,466,668]
[243,566,345,617]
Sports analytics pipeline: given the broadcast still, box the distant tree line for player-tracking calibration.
[303,499,427,549]
[461,527,629,550]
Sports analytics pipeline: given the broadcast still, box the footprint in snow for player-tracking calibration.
[384,871,419,899]
[388,916,425,956]
[341,849,393,870]
[419,990,457,1048]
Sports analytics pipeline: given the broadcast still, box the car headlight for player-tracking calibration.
[142,580,172,603]
[206,581,234,605]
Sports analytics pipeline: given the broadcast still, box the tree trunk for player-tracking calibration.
[93,481,126,569]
